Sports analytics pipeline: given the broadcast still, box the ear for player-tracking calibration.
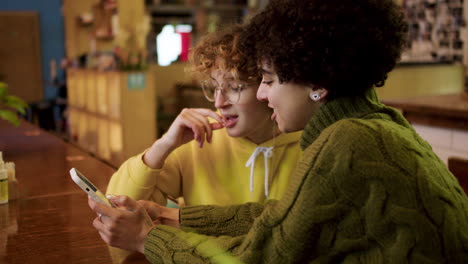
[308,87,329,102]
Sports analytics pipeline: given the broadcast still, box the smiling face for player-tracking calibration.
[256,63,324,133]
[211,69,277,144]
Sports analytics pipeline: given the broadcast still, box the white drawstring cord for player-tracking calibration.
[245,146,274,197]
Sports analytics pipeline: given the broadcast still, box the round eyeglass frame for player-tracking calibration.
[200,80,249,104]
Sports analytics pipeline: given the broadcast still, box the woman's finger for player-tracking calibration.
[137,200,161,220]
[88,197,115,219]
[182,114,206,147]
[210,122,224,130]
[93,216,110,238]
[97,230,111,246]
[192,108,224,124]
[107,195,138,211]
[188,110,214,143]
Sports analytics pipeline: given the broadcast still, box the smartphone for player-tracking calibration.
[69,168,114,207]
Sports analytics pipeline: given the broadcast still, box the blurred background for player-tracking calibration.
[0,0,467,168]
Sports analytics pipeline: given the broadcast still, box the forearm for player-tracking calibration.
[106,152,168,205]
[144,199,286,264]
[143,137,176,169]
[180,202,268,237]
[107,156,152,197]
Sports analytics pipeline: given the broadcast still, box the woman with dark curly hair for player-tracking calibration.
[103,24,303,262]
[106,24,301,207]
[89,0,468,263]
[106,24,302,210]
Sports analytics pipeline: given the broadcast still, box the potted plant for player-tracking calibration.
[0,81,28,127]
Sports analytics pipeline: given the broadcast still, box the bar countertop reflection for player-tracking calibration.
[0,119,148,264]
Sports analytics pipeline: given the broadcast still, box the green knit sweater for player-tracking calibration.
[144,89,468,263]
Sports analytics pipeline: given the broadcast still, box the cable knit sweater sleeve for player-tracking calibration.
[144,115,468,263]
[179,202,269,236]
[143,117,352,263]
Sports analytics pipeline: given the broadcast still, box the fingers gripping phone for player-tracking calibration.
[69,168,115,207]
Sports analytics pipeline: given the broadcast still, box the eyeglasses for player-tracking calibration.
[200,79,249,104]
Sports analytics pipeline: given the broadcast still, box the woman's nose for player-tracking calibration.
[257,84,268,102]
[214,90,230,108]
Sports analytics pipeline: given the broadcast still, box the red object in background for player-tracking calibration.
[178,32,191,62]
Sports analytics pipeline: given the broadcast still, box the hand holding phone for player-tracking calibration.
[69,168,114,207]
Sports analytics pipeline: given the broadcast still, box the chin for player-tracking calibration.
[278,123,300,134]
[226,127,244,138]
[277,121,288,133]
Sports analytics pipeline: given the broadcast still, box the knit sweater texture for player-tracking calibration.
[144,89,468,263]
[106,129,302,206]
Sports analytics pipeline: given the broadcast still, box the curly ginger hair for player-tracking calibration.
[188,24,261,84]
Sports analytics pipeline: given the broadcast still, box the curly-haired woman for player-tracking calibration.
[90,0,468,263]
[103,24,303,263]
[106,25,302,207]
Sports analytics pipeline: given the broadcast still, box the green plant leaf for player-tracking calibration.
[0,109,20,127]
[0,82,7,98]
[4,95,28,114]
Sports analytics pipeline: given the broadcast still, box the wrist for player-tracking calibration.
[138,220,155,254]
[161,207,179,221]
[137,233,147,254]
[143,139,176,169]
[160,207,180,228]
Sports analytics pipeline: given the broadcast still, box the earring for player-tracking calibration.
[310,93,321,101]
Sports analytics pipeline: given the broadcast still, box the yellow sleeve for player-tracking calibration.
[106,149,183,205]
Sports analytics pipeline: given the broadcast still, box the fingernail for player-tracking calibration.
[106,194,116,199]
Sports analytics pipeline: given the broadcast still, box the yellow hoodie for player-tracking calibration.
[106,128,302,206]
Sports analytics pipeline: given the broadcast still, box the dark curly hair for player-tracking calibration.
[188,24,261,83]
[241,0,408,99]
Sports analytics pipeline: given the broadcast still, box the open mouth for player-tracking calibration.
[223,115,239,128]
[271,109,277,121]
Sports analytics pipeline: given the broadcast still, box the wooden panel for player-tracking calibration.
[0,12,42,103]
[383,92,468,131]
[377,64,464,100]
[404,111,468,132]
[66,70,156,167]
[117,0,145,37]
[121,71,157,159]
[62,0,113,58]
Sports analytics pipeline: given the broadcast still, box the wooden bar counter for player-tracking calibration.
[382,92,468,131]
[0,119,148,263]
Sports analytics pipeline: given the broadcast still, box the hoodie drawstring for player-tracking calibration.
[245,146,274,197]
